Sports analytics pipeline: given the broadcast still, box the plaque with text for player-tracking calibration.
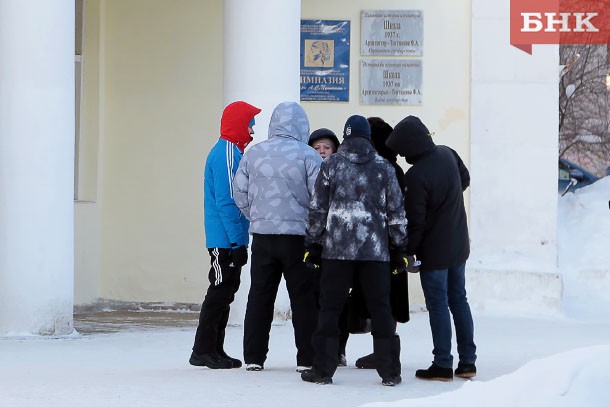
[360,59,422,105]
[361,10,423,56]
[300,20,350,102]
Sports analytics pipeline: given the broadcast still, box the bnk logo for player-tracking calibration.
[510,0,610,54]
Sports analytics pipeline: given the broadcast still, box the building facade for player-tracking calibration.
[0,0,559,335]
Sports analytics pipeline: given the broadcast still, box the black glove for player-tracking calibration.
[390,248,409,275]
[303,243,322,269]
[405,255,420,273]
[230,244,248,268]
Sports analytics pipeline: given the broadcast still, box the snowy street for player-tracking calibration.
[1,310,609,407]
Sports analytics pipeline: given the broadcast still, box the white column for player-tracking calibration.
[223,0,302,145]
[223,0,302,323]
[0,0,75,335]
[468,0,561,314]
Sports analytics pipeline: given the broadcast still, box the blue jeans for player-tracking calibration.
[419,262,476,368]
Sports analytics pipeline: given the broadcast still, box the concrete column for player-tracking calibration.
[0,0,75,335]
[223,0,302,145]
[223,0,302,323]
[468,0,561,314]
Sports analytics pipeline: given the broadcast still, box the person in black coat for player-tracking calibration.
[386,115,477,381]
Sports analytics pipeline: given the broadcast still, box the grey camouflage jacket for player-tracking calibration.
[233,102,323,236]
[306,137,408,261]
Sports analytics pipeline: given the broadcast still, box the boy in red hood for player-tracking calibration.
[190,101,260,369]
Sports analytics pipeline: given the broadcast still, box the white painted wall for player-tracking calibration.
[302,0,473,306]
[0,0,75,335]
[469,0,561,313]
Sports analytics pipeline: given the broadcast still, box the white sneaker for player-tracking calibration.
[296,365,312,373]
[246,364,263,371]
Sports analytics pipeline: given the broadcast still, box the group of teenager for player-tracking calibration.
[189,100,477,387]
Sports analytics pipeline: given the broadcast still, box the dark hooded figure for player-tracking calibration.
[302,115,407,387]
[385,115,477,382]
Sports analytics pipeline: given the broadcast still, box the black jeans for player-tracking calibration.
[313,259,396,379]
[243,234,318,366]
[193,248,241,354]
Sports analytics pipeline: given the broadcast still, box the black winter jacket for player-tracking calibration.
[306,137,408,261]
[386,116,470,270]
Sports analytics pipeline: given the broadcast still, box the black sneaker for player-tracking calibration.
[218,350,242,368]
[355,352,377,369]
[415,363,453,382]
[301,369,332,385]
[337,354,347,367]
[455,362,476,378]
[382,375,402,386]
[189,351,233,369]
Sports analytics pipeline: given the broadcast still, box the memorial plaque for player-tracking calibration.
[361,10,423,56]
[300,20,350,102]
[360,59,422,105]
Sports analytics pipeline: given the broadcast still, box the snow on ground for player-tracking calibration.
[0,179,608,406]
[558,176,610,319]
[1,311,610,407]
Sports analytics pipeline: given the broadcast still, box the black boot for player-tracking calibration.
[301,368,332,385]
[189,351,232,369]
[218,349,242,368]
[355,352,377,369]
[312,336,340,379]
[374,337,400,386]
[455,362,476,378]
[216,317,242,368]
[415,363,453,381]
[381,335,402,386]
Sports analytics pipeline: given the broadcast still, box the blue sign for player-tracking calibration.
[300,20,350,102]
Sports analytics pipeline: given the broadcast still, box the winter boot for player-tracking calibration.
[301,368,332,385]
[455,362,477,379]
[189,351,233,369]
[381,335,402,386]
[382,375,402,386]
[415,363,453,381]
[312,336,340,379]
[355,352,377,369]
[374,337,398,386]
[218,349,242,368]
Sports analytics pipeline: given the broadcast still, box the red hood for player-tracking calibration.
[220,101,261,152]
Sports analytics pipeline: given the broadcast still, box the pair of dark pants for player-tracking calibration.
[313,266,350,357]
[313,259,397,379]
[419,262,477,368]
[243,234,317,366]
[193,248,241,355]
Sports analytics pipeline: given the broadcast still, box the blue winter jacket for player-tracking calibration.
[204,138,250,248]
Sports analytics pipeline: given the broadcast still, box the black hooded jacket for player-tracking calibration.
[306,136,408,261]
[386,116,470,270]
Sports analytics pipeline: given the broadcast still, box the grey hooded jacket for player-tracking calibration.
[306,137,408,261]
[233,102,323,236]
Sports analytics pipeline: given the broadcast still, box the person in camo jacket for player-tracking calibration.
[301,115,409,387]
[233,101,323,373]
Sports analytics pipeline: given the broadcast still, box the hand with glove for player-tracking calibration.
[303,243,322,269]
[390,248,419,274]
[405,255,420,273]
[230,244,248,268]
